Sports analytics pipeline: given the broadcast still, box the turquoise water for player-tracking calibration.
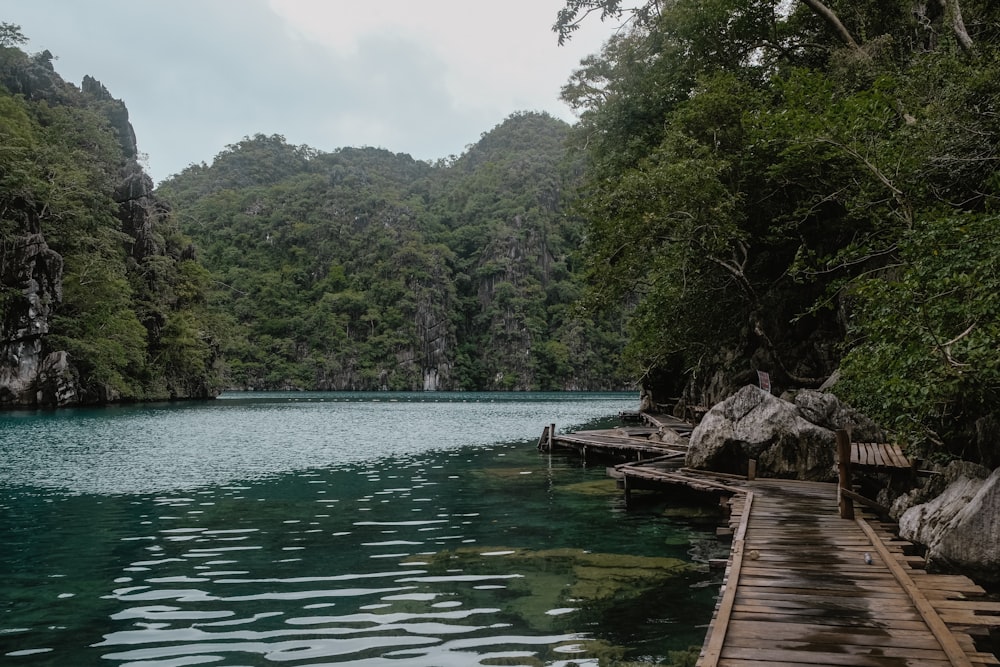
[0,392,722,666]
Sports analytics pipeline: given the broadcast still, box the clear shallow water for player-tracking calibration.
[0,392,723,666]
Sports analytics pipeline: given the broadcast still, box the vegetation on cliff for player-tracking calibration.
[157,115,627,391]
[0,24,222,405]
[557,0,1000,463]
[1,22,627,401]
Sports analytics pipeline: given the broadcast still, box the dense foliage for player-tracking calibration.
[558,0,1000,462]
[0,25,221,404]
[157,114,628,391]
[1,23,627,402]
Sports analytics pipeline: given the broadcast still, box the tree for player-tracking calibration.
[0,22,27,48]
[555,0,1000,460]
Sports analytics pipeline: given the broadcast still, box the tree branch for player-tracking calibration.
[817,138,914,228]
[938,0,975,55]
[797,0,860,50]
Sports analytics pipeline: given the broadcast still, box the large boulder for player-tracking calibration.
[898,465,1000,583]
[791,389,886,442]
[686,385,837,480]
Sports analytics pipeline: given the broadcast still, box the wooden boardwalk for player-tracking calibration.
[699,479,999,667]
[540,417,998,665]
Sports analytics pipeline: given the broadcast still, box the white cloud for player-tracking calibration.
[2,0,614,182]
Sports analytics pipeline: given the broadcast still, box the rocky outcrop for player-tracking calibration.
[0,233,65,406]
[686,385,837,480]
[35,351,79,406]
[791,388,886,442]
[899,464,1000,583]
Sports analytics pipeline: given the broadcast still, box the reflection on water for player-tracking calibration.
[0,393,722,665]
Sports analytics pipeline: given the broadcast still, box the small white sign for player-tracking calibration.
[758,370,771,393]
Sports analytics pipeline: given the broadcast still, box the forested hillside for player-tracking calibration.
[558,0,1000,465]
[0,20,628,402]
[0,24,222,406]
[155,114,627,392]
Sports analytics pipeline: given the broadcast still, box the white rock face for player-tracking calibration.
[899,466,1000,583]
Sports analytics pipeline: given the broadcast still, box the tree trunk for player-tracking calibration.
[938,0,975,55]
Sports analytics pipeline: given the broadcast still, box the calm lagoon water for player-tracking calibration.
[0,392,723,666]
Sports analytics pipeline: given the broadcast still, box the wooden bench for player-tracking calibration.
[851,441,912,470]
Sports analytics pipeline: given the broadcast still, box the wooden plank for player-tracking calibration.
[897,444,913,467]
[934,600,1000,611]
[856,516,975,667]
[729,608,932,631]
[720,645,955,667]
[890,443,912,467]
[840,486,893,516]
[724,624,948,651]
[873,443,887,466]
[699,491,753,667]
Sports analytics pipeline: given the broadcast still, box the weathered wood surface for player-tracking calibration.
[614,462,746,495]
[551,429,684,456]
[543,422,997,665]
[640,410,695,435]
[852,441,913,469]
[543,421,692,460]
[697,479,998,667]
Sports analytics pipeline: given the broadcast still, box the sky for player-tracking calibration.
[2,0,617,184]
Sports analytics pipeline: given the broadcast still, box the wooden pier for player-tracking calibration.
[537,416,1000,666]
[543,428,687,460]
[699,478,999,667]
[537,410,693,462]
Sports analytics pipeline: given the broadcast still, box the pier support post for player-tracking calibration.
[836,429,855,520]
[747,459,757,481]
[537,425,549,451]
[549,423,555,451]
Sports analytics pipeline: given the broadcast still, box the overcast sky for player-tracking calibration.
[2,0,615,184]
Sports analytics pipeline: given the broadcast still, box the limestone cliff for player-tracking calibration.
[1,45,219,407]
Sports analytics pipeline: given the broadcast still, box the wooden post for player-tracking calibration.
[537,425,549,451]
[747,459,757,481]
[623,474,631,508]
[549,423,556,451]
[836,429,855,520]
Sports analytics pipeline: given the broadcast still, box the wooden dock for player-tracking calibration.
[537,418,998,666]
[537,411,692,462]
[699,479,999,667]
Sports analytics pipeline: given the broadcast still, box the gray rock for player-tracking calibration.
[898,465,1000,583]
[1,233,64,406]
[686,385,836,480]
[792,389,885,442]
[36,351,79,407]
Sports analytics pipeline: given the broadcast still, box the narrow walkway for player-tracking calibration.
[699,479,998,667]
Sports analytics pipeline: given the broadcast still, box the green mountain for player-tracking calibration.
[0,21,627,406]
[157,113,627,391]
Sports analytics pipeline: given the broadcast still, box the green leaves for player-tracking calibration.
[839,214,1000,451]
[160,114,624,391]
[1,36,223,403]
[559,0,1000,461]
